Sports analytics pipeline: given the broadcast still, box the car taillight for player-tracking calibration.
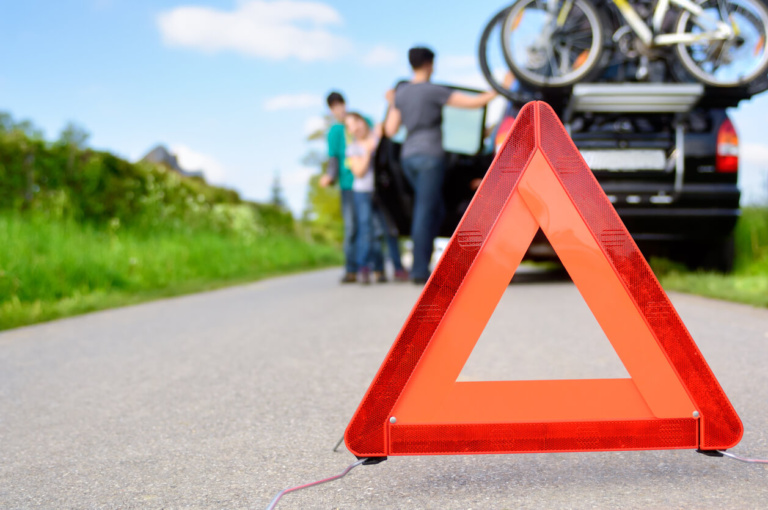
[716,118,738,173]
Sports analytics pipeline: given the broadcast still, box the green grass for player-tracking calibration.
[654,207,768,307]
[0,214,341,330]
[659,271,768,307]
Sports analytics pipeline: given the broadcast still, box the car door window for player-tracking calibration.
[442,103,486,155]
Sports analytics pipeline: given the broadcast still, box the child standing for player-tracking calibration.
[344,112,380,284]
[320,92,358,283]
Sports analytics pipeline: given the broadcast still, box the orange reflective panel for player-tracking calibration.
[344,102,742,458]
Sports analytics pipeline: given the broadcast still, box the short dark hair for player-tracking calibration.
[326,91,345,107]
[408,46,435,70]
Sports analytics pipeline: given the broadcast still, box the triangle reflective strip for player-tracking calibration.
[345,102,742,458]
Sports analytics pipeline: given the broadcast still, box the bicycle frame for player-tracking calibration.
[610,0,735,46]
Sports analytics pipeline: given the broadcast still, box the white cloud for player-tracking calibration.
[170,144,227,185]
[741,142,768,166]
[362,45,398,67]
[157,0,350,61]
[439,55,477,72]
[276,165,317,214]
[439,71,488,90]
[264,93,323,111]
[282,166,315,186]
[433,55,486,89]
[739,142,768,205]
[303,115,327,136]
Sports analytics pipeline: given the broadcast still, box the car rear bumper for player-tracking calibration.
[601,183,740,241]
[616,207,740,241]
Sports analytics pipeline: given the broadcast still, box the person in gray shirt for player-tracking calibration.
[383,46,511,283]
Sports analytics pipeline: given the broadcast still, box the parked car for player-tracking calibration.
[374,82,741,271]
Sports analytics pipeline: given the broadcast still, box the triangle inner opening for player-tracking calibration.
[458,237,630,382]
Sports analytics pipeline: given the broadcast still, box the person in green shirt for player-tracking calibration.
[320,91,358,283]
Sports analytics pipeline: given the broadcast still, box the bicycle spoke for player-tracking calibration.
[566,30,594,42]
[561,12,587,32]
[547,45,560,77]
[717,0,731,23]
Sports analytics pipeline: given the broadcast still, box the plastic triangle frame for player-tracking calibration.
[345,102,742,458]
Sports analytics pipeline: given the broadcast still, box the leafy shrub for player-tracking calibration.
[0,112,291,235]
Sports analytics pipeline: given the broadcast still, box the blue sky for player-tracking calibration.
[2,0,767,214]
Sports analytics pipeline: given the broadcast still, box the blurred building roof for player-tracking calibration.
[140,145,204,179]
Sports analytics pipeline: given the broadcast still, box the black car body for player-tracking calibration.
[375,83,741,271]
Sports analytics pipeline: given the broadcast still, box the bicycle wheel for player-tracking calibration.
[501,0,607,88]
[674,0,768,87]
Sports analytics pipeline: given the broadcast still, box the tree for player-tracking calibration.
[301,119,344,243]
[303,170,342,244]
[270,171,286,209]
[58,122,90,149]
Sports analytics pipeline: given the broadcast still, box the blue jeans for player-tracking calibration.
[401,155,445,280]
[341,189,357,274]
[353,191,374,271]
[372,205,403,272]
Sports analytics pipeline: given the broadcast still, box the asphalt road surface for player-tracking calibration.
[1,267,767,509]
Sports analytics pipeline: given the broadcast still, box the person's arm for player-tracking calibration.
[322,125,343,186]
[372,122,384,139]
[445,72,514,109]
[348,136,376,177]
[383,88,402,138]
[321,158,338,187]
[446,90,498,109]
[348,154,370,178]
[383,106,401,138]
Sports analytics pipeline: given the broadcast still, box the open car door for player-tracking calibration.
[374,84,495,238]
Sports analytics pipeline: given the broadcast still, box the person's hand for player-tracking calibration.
[385,88,395,105]
[363,136,378,153]
[319,174,333,187]
[502,71,515,89]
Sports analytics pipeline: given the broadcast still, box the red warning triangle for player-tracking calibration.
[345,102,742,458]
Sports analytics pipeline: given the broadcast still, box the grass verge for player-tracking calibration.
[0,214,341,330]
[653,207,768,307]
[658,271,768,307]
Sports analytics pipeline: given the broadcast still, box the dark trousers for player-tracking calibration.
[352,191,375,271]
[372,204,403,272]
[341,189,357,274]
[401,154,445,280]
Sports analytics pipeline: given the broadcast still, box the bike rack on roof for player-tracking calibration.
[477,5,768,112]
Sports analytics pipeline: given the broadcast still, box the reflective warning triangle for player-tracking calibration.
[345,102,742,458]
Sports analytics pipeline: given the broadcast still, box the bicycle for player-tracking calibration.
[499,0,768,88]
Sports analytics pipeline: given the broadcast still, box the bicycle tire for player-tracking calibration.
[674,0,768,87]
[500,0,609,88]
[478,6,534,102]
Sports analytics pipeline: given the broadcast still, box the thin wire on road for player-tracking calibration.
[718,450,768,464]
[265,458,366,510]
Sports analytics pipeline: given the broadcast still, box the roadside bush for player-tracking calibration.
[734,206,768,271]
[0,112,290,235]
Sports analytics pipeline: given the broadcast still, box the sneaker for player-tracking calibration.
[374,271,388,283]
[393,269,409,282]
[412,276,429,285]
[359,268,371,285]
[340,272,357,284]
